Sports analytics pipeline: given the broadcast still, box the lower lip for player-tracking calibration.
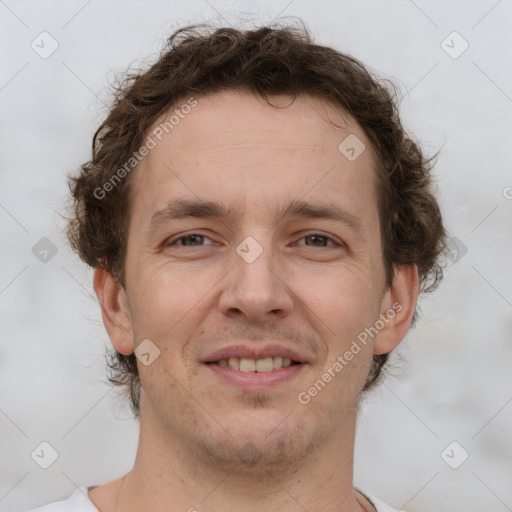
[205,363,307,390]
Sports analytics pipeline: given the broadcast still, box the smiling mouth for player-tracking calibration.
[207,356,302,373]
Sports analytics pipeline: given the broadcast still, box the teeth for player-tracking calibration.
[255,357,273,372]
[239,358,256,372]
[215,356,296,372]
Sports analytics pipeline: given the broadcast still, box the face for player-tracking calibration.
[97,90,417,473]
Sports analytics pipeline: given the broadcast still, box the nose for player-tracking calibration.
[218,235,294,323]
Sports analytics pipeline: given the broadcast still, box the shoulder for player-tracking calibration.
[25,487,99,512]
[359,490,407,512]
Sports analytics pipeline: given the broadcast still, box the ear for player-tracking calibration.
[374,264,419,355]
[93,267,135,355]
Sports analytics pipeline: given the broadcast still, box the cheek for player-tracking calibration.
[131,257,204,311]
[124,263,185,346]
[127,262,219,362]
[305,272,378,404]
[304,263,380,335]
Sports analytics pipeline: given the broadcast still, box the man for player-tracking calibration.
[29,21,446,512]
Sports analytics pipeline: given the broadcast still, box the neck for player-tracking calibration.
[107,399,369,512]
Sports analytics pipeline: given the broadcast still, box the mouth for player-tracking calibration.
[204,356,307,390]
[207,356,302,373]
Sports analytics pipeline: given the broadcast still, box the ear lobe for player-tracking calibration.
[373,264,419,355]
[93,267,135,356]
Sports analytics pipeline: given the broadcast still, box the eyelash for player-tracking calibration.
[166,232,342,249]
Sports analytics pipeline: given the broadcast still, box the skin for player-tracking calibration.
[91,90,419,512]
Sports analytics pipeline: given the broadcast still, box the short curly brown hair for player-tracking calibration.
[66,20,446,418]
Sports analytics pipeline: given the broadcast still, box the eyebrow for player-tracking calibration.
[148,198,363,235]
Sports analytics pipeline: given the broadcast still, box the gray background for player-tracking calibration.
[1,1,511,511]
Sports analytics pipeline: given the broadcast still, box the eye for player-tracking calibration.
[166,233,215,247]
[295,232,341,248]
[165,231,342,249]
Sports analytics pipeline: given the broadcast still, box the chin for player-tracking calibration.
[191,411,326,474]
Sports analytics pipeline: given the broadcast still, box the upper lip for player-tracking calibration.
[202,344,309,364]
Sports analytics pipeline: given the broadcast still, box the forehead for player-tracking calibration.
[149,91,373,163]
[129,90,379,233]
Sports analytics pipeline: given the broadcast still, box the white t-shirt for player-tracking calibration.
[26,486,406,512]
